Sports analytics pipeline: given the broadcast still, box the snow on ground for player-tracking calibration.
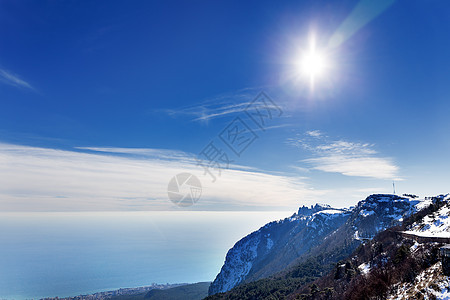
[414,198,434,211]
[403,204,450,238]
[410,240,420,253]
[314,209,347,217]
[388,262,450,300]
[317,209,345,215]
[358,262,371,275]
[360,209,375,217]
[354,230,365,241]
[405,194,449,211]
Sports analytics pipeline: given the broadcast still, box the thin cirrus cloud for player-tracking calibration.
[289,131,400,180]
[76,146,262,172]
[305,155,399,179]
[0,68,34,91]
[161,87,285,123]
[0,143,323,212]
[162,90,255,122]
[75,146,198,163]
[305,130,323,138]
[165,101,251,122]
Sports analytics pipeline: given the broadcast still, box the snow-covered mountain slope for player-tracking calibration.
[208,194,429,296]
[388,262,450,299]
[208,204,350,295]
[299,194,425,272]
[349,194,422,240]
[403,194,450,238]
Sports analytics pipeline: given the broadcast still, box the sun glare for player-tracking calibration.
[301,51,326,78]
[295,34,330,89]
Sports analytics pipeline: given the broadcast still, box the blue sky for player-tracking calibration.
[1,0,450,211]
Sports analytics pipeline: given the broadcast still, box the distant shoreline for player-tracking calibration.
[40,283,188,300]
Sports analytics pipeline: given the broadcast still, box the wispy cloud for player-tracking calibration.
[162,89,255,122]
[289,132,400,180]
[305,130,323,138]
[0,143,323,212]
[0,69,34,90]
[305,154,399,179]
[161,87,286,124]
[76,146,261,172]
[75,146,197,162]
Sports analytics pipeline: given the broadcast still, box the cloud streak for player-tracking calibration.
[162,90,255,122]
[304,155,398,179]
[160,87,286,124]
[0,69,34,90]
[290,133,400,180]
[0,143,323,212]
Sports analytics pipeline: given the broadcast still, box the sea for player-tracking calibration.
[0,211,291,299]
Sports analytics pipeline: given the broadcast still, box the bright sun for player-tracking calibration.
[296,35,329,88]
[301,51,326,78]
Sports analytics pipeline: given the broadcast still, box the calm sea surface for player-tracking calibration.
[0,211,290,299]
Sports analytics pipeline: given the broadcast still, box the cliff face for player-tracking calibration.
[208,205,350,295]
[209,194,425,296]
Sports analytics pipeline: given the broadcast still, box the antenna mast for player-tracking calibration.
[393,181,396,195]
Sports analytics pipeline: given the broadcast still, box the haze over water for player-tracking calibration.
[0,211,291,299]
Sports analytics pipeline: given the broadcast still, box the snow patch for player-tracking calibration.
[360,209,375,217]
[404,204,450,238]
[358,262,371,275]
[388,262,450,300]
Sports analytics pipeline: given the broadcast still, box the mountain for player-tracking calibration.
[208,194,428,296]
[144,282,210,300]
[108,282,210,300]
[206,194,450,300]
[292,194,450,300]
[208,204,350,295]
[403,194,450,238]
